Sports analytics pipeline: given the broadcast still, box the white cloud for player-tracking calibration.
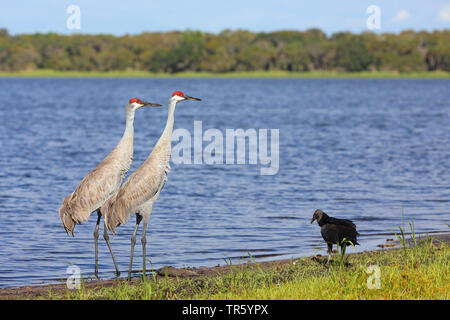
[438,4,450,22]
[392,9,411,22]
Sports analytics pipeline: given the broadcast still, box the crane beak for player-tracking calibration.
[142,101,163,107]
[184,95,201,101]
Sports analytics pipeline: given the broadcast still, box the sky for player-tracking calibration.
[1,0,449,35]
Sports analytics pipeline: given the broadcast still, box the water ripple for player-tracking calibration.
[0,78,449,288]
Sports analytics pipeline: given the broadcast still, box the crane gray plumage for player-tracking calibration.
[311,209,360,263]
[58,98,162,277]
[103,91,201,280]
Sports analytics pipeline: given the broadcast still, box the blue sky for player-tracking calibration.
[1,0,449,35]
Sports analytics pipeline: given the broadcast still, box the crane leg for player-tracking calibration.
[128,214,142,281]
[103,223,120,277]
[93,210,101,279]
[141,221,148,280]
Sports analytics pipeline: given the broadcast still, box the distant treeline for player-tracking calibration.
[0,28,449,73]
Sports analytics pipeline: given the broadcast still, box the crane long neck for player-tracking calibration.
[123,107,135,139]
[159,99,177,142]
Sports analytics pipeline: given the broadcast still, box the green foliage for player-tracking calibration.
[333,33,373,71]
[0,28,449,73]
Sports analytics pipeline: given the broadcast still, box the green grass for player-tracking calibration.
[204,241,449,300]
[39,236,449,300]
[1,69,450,78]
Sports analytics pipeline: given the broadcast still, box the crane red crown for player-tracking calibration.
[129,98,142,104]
[172,91,184,97]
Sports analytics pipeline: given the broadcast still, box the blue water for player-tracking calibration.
[0,78,449,288]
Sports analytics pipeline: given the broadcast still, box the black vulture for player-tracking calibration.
[311,209,360,263]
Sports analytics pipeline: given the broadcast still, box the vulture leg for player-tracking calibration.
[128,214,142,281]
[327,243,333,264]
[103,223,120,276]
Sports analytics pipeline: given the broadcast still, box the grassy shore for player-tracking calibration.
[2,234,447,300]
[0,70,449,78]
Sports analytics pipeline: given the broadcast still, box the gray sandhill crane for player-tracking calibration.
[103,91,201,280]
[59,98,162,277]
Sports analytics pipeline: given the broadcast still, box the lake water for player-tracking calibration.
[0,78,449,288]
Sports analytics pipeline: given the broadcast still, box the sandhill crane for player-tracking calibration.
[103,91,201,280]
[59,98,162,277]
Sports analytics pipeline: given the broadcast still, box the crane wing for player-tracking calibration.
[59,156,123,234]
[104,146,171,233]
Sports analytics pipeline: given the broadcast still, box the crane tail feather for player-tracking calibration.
[102,198,129,235]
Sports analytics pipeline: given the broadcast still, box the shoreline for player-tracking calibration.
[1,231,448,300]
[1,70,450,79]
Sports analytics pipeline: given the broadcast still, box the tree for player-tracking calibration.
[0,28,448,73]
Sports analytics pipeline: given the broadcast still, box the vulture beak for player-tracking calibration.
[184,95,201,101]
[310,217,316,224]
